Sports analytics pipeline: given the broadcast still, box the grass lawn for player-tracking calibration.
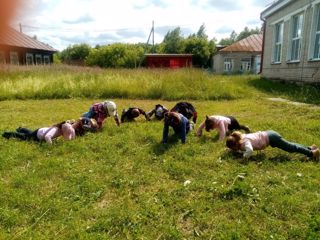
[0,67,320,239]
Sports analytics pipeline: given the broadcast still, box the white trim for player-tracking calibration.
[312,0,320,7]
[261,0,293,19]
[270,5,308,25]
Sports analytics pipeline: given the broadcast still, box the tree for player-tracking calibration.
[218,30,237,46]
[161,27,185,53]
[196,24,208,39]
[60,43,91,63]
[236,26,261,41]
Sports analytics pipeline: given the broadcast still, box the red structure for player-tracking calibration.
[145,54,193,68]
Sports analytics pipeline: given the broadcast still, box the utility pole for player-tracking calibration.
[139,21,155,67]
[19,23,22,33]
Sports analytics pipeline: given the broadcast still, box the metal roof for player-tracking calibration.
[219,34,263,53]
[0,27,57,52]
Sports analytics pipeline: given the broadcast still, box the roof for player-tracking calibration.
[261,0,294,19]
[145,54,193,57]
[0,27,57,52]
[219,34,263,53]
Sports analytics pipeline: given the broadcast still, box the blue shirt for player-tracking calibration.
[162,113,190,144]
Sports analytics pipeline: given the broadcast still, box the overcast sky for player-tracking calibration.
[11,0,274,51]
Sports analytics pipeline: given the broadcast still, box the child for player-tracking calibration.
[197,115,250,140]
[82,100,120,129]
[162,112,192,144]
[171,101,198,123]
[146,104,168,120]
[70,117,99,136]
[2,121,76,144]
[226,130,320,160]
[121,107,150,123]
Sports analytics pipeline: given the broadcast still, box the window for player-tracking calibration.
[240,58,251,72]
[10,52,19,65]
[0,51,5,64]
[224,58,233,72]
[310,4,320,60]
[43,55,50,64]
[35,54,42,65]
[26,53,34,65]
[272,21,283,63]
[289,13,303,61]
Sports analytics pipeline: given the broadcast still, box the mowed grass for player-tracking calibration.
[0,66,320,239]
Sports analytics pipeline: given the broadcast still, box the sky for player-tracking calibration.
[10,0,274,51]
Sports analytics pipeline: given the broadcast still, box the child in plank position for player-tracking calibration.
[146,104,168,120]
[2,118,98,144]
[82,100,120,129]
[162,112,193,144]
[171,101,198,123]
[2,121,76,144]
[226,130,320,160]
[121,107,150,123]
[197,115,250,140]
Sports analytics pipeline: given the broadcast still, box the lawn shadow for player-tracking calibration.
[197,133,219,143]
[152,135,180,155]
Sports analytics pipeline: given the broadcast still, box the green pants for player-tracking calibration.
[266,130,313,157]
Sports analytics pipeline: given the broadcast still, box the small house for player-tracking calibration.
[212,34,263,74]
[0,27,57,65]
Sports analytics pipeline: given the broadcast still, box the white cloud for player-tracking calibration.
[11,0,273,51]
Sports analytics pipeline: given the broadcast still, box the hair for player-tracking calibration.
[164,112,180,126]
[226,131,243,151]
[52,121,66,129]
[205,116,213,132]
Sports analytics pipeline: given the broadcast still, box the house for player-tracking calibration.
[212,34,263,74]
[260,0,320,84]
[0,27,57,65]
[144,54,193,68]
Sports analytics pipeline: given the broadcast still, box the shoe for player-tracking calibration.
[2,132,11,139]
[312,149,320,161]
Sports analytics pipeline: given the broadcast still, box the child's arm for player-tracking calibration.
[216,122,227,141]
[180,118,188,144]
[162,122,169,144]
[196,121,205,137]
[243,141,253,158]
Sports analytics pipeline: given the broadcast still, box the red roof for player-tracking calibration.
[0,27,57,52]
[219,34,263,53]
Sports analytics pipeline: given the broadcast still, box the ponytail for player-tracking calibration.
[226,131,243,151]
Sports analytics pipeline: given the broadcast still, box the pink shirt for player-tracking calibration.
[197,115,231,140]
[36,123,75,144]
[241,131,269,158]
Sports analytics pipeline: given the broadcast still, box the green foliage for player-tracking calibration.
[160,27,185,54]
[218,26,262,46]
[60,43,91,62]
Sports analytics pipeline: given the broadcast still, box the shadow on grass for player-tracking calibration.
[152,135,180,155]
[248,78,320,105]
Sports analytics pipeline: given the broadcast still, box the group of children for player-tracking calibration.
[2,100,320,161]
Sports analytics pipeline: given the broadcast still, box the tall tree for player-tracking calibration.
[196,24,208,39]
[161,27,185,53]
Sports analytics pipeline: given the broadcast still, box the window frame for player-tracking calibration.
[10,51,19,65]
[223,58,233,72]
[309,3,320,61]
[272,21,284,64]
[287,12,304,62]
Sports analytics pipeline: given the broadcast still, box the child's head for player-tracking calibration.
[103,101,117,117]
[226,131,243,151]
[131,108,140,118]
[164,112,181,126]
[205,116,214,131]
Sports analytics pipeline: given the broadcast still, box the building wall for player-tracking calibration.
[0,45,54,65]
[262,0,320,84]
[213,52,261,74]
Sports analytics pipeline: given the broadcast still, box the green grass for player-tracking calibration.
[0,66,320,239]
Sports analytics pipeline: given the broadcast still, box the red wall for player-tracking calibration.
[146,56,192,68]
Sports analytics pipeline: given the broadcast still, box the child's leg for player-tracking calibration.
[2,131,28,140]
[227,116,250,133]
[267,130,313,157]
[82,107,94,118]
[16,127,33,134]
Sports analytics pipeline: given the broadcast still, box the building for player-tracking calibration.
[260,0,320,84]
[144,54,193,68]
[212,34,263,74]
[0,27,57,65]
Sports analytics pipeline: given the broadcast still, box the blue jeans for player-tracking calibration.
[267,130,312,157]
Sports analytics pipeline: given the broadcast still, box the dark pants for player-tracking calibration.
[227,116,250,133]
[2,127,39,141]
[267,130,313,157]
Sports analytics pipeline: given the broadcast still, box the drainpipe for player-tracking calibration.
[259,15,266,75]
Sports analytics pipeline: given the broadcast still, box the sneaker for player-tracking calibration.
[2,132,12,139]
[312,149,320,161]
